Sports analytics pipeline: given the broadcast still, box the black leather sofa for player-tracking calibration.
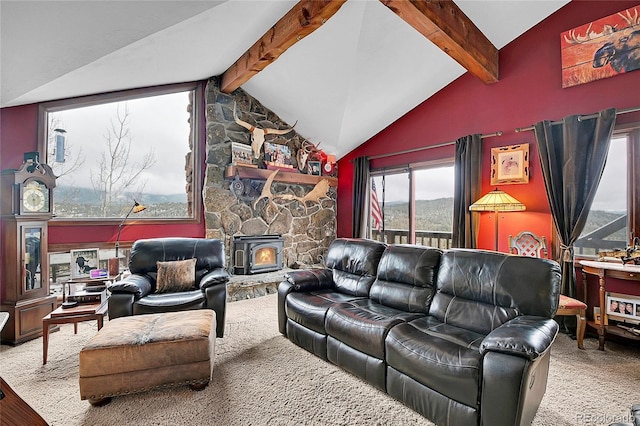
[108,237,229,337]
[278,238,561,426]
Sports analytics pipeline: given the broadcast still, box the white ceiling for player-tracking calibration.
[1,0,569,159]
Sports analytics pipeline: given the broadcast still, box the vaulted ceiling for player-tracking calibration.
[1,0,569,159]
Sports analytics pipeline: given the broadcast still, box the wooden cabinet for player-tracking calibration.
[1,154,57,345]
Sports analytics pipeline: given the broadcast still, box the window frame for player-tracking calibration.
[37,81,204,225]
[370,158,454,244]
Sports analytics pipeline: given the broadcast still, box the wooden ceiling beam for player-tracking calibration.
[380,0,499,84]
[221,0,348,93]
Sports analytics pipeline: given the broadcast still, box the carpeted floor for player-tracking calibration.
[1,294,639,426]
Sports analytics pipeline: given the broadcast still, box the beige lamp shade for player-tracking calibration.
[469,188,525,251]
[469,188,526,212]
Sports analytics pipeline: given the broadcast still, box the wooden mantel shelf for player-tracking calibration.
[225,165,337,187]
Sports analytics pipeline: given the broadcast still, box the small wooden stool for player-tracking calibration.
[79,310,215,405]
[557,294,587,349]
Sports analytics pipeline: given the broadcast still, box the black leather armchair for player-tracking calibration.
[108,237,229,337]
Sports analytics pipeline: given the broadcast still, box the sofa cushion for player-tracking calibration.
[326,301,423,359]
[156,258,196,293]
[325,238,386,296]
[429,292,518,335]
[369,245,441,312]
[133,290,205,315]
[430,249,561,334]
[286,291,367,335]
[386,320,483,408]
[402,315,485,349]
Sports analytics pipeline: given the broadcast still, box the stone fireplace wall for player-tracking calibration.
[202,77,336,271]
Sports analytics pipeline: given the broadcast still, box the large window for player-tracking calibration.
[371,161,454,248]
[38,82,202,221]
[576,124,640,256]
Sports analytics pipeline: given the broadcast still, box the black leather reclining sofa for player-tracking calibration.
[278,238,561,426]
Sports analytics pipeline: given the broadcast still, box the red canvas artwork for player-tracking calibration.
[561,5,640,88]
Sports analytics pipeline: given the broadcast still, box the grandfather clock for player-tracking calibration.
[1,152,57,345]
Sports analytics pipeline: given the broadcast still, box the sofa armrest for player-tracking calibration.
[108,293,135,319]
[277,268,332,336]
[199,268,230,290]
[203,283,227,338]
[285,268,333,292]
[108,274,153,298]
[480,316,558,361]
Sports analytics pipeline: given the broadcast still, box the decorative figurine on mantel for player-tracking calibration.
[233,102,297,159]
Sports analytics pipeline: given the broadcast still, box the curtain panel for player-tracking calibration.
[352,156,370,238]
[533,108,617,298]
[452,134,482,248]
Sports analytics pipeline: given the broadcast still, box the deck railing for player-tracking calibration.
[371,229,453,249]
[575,214,627,256]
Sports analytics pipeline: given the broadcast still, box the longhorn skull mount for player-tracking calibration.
[233,102,297,159]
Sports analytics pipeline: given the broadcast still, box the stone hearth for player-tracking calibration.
[202,77,337,271]
[227,268,291,302]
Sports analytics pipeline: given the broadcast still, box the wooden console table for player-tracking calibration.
[580,260,640,350]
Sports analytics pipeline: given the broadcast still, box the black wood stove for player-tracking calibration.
[232,234,284,275]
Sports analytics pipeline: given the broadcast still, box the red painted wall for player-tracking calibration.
[337,0,640,254]
[0,104,205,249]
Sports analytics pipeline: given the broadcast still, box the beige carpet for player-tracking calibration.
[1,294,639,426]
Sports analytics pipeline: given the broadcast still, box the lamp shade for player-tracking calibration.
[469,188,526,212]
[115,201,147,258]
[132,203,146,214]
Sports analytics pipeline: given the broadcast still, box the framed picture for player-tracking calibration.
[70,248,99,278]
[231,142,256,167]
[606,292,640,324]
[264,141,294,170]
[308,161,321,176]
[490,143,529,185]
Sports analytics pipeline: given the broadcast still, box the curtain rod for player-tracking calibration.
[367,131,503,161]
[514,106,640,133]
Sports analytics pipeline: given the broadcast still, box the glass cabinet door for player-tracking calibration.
[23,226,43,292]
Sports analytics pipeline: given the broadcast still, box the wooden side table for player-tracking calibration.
[580,260,640,350]
[42,301,108,364]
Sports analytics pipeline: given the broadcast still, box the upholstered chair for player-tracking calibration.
[108,237,229,337]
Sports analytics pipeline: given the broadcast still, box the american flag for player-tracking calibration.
[371,179,383,231]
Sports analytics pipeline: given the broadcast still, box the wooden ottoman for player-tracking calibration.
[79,310,215,405]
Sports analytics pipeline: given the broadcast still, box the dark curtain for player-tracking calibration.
[452,134,482,248]
[352,156,370,238]
[533,108,617,298]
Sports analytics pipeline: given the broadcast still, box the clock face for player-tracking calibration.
[22,180,49,213]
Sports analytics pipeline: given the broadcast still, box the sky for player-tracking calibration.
[50,92,191,196]
[374,167,454,204]
[591,135,626,212]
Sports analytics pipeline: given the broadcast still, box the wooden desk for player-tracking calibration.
[42,301,108,364]
[580,260,640,350]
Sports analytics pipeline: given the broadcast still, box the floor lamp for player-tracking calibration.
[469,188,525,251]
[110,201,146,276]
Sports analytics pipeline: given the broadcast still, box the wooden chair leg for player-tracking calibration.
[576,309,586,350]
